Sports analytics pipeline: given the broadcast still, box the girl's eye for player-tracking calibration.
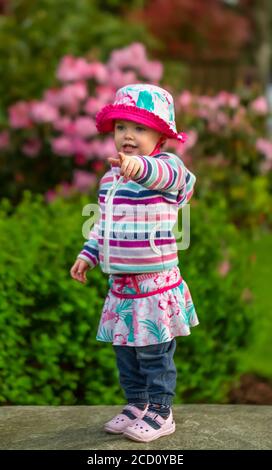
[116,125,145,131]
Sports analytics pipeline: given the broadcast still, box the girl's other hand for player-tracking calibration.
[70,259,89,284]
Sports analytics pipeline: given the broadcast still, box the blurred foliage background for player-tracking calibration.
[0,0,272,405]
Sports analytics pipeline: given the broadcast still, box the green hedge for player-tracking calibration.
[0,192,252,404]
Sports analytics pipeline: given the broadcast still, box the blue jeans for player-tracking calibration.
[113,339,177,407]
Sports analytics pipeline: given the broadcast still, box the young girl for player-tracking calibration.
[70,83,199,443]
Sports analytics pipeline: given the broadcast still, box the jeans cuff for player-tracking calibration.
[126,393,149,403]
[148,396,173,406]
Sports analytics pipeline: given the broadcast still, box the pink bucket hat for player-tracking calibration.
[96,83,187,143]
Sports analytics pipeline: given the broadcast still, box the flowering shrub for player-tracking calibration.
[168,89,272,228]
[0,42,271,227]
[0,43,163,202]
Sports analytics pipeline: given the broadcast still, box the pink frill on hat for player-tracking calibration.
[96,104,187,143]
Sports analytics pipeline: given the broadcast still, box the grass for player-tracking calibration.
[237,229,272,378]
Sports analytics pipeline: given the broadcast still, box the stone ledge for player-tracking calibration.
[0,405,271,450]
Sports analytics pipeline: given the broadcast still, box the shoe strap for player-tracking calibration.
[123,404,146,418]
[145,410,165,425]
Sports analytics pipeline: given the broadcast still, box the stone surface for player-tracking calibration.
[0,405,271,450]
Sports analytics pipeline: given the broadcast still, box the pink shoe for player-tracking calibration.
[123,409,175,442]
[104,404,148,434]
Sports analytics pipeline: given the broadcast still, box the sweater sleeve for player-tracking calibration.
[77,207,101,269]
[176,167,196,208]
[132,153,186,192]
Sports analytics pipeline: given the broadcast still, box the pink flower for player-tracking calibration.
[102,309,116,324]
[256,138,272,160]
[158,292,180,317]
[108,68,137,88]
[8,101,32,128]
[95,85,116,103]
[215,91,240,108]
[53,116,73,132]
[109,42,147,69]
[57,55,94,82]
[73,116,97,137]
[128,43,147,67]
[89,62,108,83]
[177,91,193,109]
[71,137,94,159]
[45,189,57,203]
[197,108,210,119]
[51,136,74,156]
[0,131,10,150]
[98,137,117,159]
[216,111,229,127]
[84,97,105,116]
[30,101,59,123]
[183,129,198,150]
[217,260,231,277]
[72,170,97,192]
[197,95,218,110]
[154,270,177,287]
[260,160,272,173]
[228,94,240,109]
[22,138,42,157]
[231,105,246,128]
[58,82,88,112]
[139,60,163,82]
[43,88,63,107]
[250,96,268,115]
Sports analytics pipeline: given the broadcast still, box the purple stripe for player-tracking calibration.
[100,194,177,204]
[110,197,175,205]
[98,238,176,247]
[81,250,97,264]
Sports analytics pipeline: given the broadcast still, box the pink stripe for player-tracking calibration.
[110,278,182,299]
[142,158,148,178]
[186,189,193,200]
[177,165,184,188]
[101,176,113,184]
[101,214,176,221]
[164,161,174,189]
[135,158,148,180]
[100,252,177,263]
[149,159,163,189]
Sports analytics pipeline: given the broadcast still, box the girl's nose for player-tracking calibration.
[124,128,134,138]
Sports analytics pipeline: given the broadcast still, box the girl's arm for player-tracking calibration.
[131,153,187,192]
[77,209,101,269]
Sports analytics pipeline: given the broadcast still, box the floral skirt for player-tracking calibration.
[96,265,199,347]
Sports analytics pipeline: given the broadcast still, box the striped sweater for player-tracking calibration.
[77,152,196,274]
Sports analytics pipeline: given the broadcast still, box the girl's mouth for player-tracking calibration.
[122,145,138,153]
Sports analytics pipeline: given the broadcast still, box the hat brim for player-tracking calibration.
[95,104,187,142]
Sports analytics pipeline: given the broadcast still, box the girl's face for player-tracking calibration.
[114,120,164,156]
